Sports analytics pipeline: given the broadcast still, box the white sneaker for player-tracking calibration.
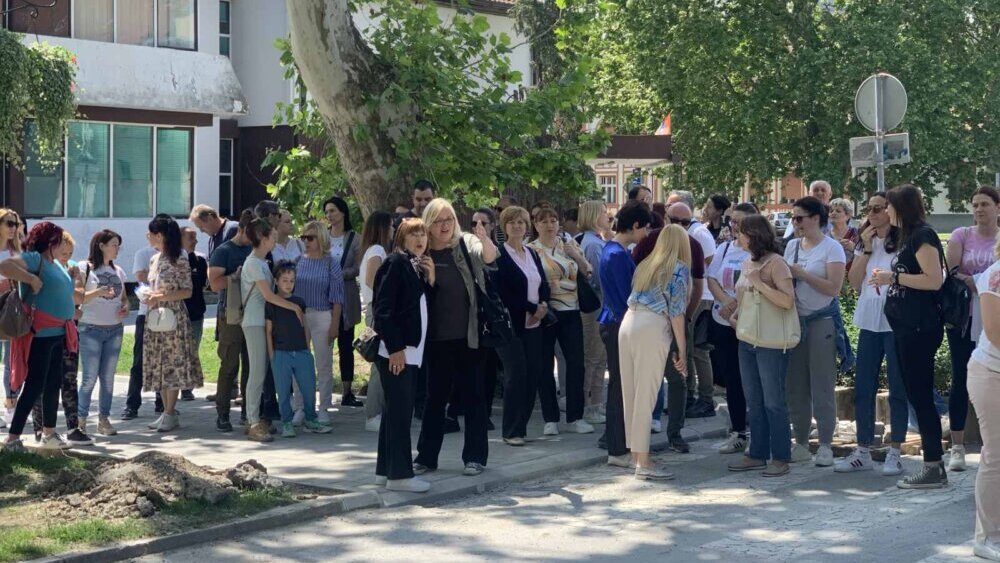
[948,444,967,472]
[790,443,812,463]
[157,413,179,432]
[39,433,71,450]
[386,477,430,493]
[974,539,1000,561]
[375,474,387,486]
[607,454,633,468]
[881,448,903,476]
[834,448,873,473]
[815,445,834,467]
[292,410,305,427]
[568,419,595,434]
[316,410,331,424]
[365,415,382,432]
[583,406,606,425]
[147,415,164,430]
[650,419,662,434]
[543,422,560,436]
[719,433,748,454]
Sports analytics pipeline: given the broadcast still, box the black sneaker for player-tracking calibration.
[686,399,716,419]
[341,393,364,408]
[206,393,217,402]
[443,417,461,434]
[66,428,94,446]
[181,390,196,401]
[897,462,947,489]
[685,395,697,412]
[668,434,690,454]
[120,408,138,421]
[216,416,233,433]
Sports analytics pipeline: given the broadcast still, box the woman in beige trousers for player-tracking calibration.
[618,225,691,481]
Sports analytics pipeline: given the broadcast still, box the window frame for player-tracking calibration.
[218,0,230,57]
[22,119,195,220]
[67,0,198,51]
[598,175,618,204]
[218,138,234,217]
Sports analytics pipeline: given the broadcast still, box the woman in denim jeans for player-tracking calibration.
[727,215,796,477]
[74,230,129,444]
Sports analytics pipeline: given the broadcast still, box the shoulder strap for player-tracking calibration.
[458,237,484,291]
[340,232,355,269]
[242,279,256,309]
[720,241,731,263]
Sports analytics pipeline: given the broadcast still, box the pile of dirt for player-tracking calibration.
[34,452,282,521]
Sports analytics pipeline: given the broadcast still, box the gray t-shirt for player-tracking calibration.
[240,254,272,328]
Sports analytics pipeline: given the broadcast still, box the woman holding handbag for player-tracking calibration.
[412,198,496,477]
[528,207,594,436]
[727,215,796,477]
[323,196,364,407]
[143,217,203,433]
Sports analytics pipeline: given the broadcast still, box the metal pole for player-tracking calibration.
[874,74,886,193]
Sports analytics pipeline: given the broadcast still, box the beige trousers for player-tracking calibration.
[582,310,607,407]
[618,308,672,454]
[968,359,1000,545]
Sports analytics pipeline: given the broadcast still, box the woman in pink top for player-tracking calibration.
[945,185,1000,471]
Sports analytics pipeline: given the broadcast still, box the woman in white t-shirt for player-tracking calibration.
[968,239,1000,560]
[0,208,22,428]
[783,196,846,467]
[75,230,130,442]
[836,192,907,477]
[706,203,756,455]
[359,211,393,431]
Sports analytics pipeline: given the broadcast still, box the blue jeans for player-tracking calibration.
[854,330,908,445]
[271,349,318,424]
[77,323,124,419]
[652,381,665,422]
[738,342,791,462]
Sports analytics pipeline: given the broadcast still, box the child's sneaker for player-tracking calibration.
[282,422,296,438]
[304,420,333,434]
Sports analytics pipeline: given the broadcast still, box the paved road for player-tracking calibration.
[134,437,982,563]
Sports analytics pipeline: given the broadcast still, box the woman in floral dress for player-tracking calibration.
[143,216,203,432]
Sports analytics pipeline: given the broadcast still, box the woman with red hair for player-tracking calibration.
[1,221,78,452]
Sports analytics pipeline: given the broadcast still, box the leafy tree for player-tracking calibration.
[270,0,607,217]
[597,0,1000,208]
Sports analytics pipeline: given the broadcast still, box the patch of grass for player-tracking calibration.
[0,519,149,563]
[0,451,89,477]
[159,488,294,527]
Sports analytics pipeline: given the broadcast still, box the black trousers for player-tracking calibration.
[710,322,746,434]
[337,324,356,385]
[946,321,975,432]
[125,315,148,411]
[539,310,586,424]
[894,325,945,462]
[599,322,628,457]
[10,336,64,435]
[482,349,499,420]
[216,315,250,419]
[497,328,543,439]
[32,349,78,432]
[416,340,489,467]
[375,357,416,481]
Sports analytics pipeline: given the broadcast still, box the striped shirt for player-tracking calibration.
[293,255,345,311]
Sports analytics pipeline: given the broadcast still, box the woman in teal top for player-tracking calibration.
[1,222,77,452]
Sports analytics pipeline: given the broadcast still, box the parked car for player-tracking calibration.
[770,212,790,235]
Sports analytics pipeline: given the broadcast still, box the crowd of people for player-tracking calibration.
[0,179,997,559]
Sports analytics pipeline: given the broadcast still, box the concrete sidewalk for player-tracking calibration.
[66,376,730,507]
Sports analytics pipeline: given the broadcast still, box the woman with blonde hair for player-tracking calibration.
[292,220,345,424]
[576,201,610,423]
[618,224,690,480]
[0,209,23,429]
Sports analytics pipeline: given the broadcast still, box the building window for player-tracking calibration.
[157,0,196,50]
[219,0,230,57]
[599,175,618,204]
[73,0,114,42]
[116,0,155,46]
[22,121,193,219]
[219,139,233,217]
[67,0,196,50]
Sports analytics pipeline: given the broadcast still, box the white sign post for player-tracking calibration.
[854,73,908,192]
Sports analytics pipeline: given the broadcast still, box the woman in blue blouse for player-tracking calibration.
[617,224,690,480]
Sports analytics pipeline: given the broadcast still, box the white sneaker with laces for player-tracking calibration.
[39,433,71,450]
[147,415,164,430]
[650,419,662,434]
[718,433,748,454]
[365,415,382,432]
[543,422,560,436]
[974,539,1000,561]
[568,419,595,434]
[292,410,305,427]
[948,444,967,472]
[815,445,835,467]
[834,448,872,473]
[881,448,903,476]
[790,443,812,463]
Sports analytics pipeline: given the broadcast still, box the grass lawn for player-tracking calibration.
[0,451,294,562]
[115,329,371,392]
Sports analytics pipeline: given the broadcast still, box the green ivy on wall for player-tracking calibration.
[0,27,77,168]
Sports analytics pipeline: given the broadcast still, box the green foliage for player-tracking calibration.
[0,28,77,168]
[269,0,608,215]
[595,0,1000,206]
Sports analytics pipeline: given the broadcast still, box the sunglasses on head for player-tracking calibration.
[668,217,692,227]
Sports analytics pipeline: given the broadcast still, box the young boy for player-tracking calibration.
[266,262,332,437]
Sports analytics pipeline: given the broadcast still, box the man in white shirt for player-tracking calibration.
[121,240,159,420]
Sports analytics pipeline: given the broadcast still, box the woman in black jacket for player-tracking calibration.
[493,206,551,446]
[373,218,435,493]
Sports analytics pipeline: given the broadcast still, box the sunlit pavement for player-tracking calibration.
[134,437,981,563]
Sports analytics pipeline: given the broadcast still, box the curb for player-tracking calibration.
[32,491,381,563]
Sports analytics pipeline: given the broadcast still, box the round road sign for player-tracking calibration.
[855,73,907,132]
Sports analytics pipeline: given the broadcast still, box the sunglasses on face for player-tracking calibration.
[471,220,491,227]
[668,217,692,227]
[299,235,316,242]
[3,220,18,228]
[791,214,813,224]
[866,206,886,214]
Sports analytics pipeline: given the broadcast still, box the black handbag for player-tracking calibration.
[353,326,381,363]
[577,277,601,314]
[459,239,513,347]
[939,264,972,335]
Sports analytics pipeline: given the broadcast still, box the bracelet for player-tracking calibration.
[863,251,873,255]
[892,271,900,285]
